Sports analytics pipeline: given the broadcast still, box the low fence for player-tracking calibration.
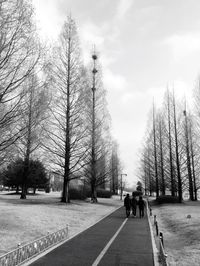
[147,200,168,266]
[159,234,168,266]
[0,226,68,266]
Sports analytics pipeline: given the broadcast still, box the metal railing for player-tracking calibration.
[147,200,168,266]
[153,214,168,266]
[0,226,68,266]
[159,236,168,266]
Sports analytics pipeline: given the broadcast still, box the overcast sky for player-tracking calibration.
[33,0,200,186]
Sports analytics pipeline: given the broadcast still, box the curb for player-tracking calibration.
[146,201,159,266]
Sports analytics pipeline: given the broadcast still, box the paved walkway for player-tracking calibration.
[29,207,154,266]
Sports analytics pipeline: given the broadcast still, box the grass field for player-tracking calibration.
[0,191,122,256]
[150,200,200,266]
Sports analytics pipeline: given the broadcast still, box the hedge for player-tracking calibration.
[156,195,180,204]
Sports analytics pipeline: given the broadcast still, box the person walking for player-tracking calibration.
[138,196,145,218]
[124,193,131,217]
[131,193,137,217]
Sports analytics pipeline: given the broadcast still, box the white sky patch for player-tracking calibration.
[103,69,127,92]
[121,92,134,104]
[34,0,63,41]
[116,0,133,20]
[165,32,200,61]
[79,22,105,64]
[146,86,165,108]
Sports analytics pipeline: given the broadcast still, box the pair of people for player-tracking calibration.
[124,193,145,218]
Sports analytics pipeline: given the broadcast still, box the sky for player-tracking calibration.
[33,0,200,186]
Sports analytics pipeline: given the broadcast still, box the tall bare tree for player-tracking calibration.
[110,140,121,194]
[166,90,176,196]
[172,90,182,202]
[183,105,194,201]
[158,113,166,195]
[13,73,49,199]
[45,16,87,203]
[0,0,40,165]
[153,103,159,198]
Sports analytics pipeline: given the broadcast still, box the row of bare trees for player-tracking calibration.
[0,1,122,202]
[139,86,200,202]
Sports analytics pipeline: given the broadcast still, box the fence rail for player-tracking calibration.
[0,226,68,266]
[147,200,168,266]
[159,238,168,266]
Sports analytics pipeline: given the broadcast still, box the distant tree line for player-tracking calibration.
[0,1,122,202]
[139,86,200,202]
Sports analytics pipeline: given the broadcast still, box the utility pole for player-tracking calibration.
[91,49,98,202]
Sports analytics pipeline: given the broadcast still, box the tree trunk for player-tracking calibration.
[91,182,97,203]
[61,30,71,204]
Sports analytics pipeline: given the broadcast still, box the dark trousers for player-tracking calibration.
[132,206,137,216]
[125,207,130,217]
[139,207,144,218]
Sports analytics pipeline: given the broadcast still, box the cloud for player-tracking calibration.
[116,0,133,20]
[103,69,127,92]
[165,32,200,61]
[34,0,63,41]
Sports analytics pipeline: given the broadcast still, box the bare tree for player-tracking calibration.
[0,0,40,165]
[172,90,182,202]
[110,140,121,194]
[158,113,166,195]
[183,105,194,201]
[44,16,87,203]
[13,73,49,199]
[153,103,159,198]
[166,90,176,196]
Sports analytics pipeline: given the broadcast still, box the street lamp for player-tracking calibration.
[120,173,127,200]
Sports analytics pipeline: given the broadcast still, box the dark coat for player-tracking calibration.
[138,198,145,209]
[124,196,131,209]
[131,197,137,208]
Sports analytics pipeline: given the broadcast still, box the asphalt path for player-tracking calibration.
[30,206,154,266]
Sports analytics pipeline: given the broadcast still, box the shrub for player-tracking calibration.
[97,189,112,198]
[69,187,112,200]
[85,188,112,198]
[69,188,87,200]
[156,195,179,204]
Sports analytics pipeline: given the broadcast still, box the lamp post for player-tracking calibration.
[120,173,127,200]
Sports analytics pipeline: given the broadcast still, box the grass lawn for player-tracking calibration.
[150,200,200,266]
[0,191,122,256]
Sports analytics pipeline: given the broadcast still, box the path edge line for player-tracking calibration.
[92,218,128,266]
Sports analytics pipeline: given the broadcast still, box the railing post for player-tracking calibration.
[17,243,21,265]
[160,232,164,247]
[155,221,158,236]
[154,215,156,225]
